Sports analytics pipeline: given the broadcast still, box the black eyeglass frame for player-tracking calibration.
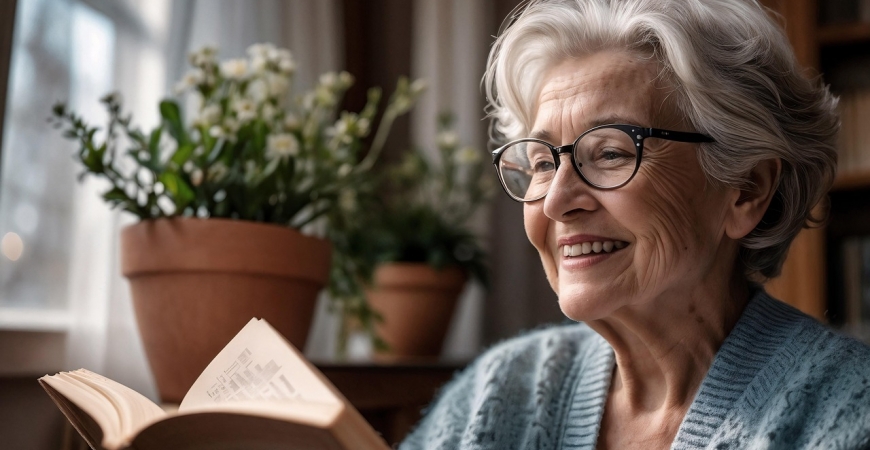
[490,124,715,202]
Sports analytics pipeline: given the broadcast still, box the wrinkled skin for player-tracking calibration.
[522,50,779,449]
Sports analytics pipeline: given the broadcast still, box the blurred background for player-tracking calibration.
[4,0,870,448]
[0,0,562,448]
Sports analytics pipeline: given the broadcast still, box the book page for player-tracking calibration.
[180,318,340,410]
[40,369,166,449]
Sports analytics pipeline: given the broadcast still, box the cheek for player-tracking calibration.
[524,202,558,286]
[628,162,724,287]
[523,202,548,250]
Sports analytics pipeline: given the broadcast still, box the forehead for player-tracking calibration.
[533,51,673,138]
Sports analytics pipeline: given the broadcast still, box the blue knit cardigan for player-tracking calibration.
[399,290,870,449]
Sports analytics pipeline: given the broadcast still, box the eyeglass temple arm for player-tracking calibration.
[645,128,715,143]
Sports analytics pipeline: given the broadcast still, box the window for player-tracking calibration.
[0,0,169,376]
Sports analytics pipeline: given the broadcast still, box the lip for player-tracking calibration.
[557,234,623,246]
[560,250,616,269]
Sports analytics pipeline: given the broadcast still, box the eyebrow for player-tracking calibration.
[529,114,646,143]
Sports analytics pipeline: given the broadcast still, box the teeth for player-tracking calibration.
[562,240,627,257]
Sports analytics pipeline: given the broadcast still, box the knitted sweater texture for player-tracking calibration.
[399,291,870,449]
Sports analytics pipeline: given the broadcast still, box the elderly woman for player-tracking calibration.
[400,0,870,449]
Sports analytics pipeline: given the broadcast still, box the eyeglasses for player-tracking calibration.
[491,124,715,202]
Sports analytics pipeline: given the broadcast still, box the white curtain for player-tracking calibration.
[63,0,343,400]
[411,0,492,359]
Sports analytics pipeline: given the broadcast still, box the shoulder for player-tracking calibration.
[743,293,870,447]
[399,322,609,450]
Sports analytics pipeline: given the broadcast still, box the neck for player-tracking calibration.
[588,272,750,413]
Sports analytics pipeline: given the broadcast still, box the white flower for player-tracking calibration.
[455,146,481,165]
[275,49,295,74]
[410,78,428,96]
[223,117,240,134]
[246,79,269,103]
[207,162,228,182]
[251,55,268,73]
[261,103,277,122]
[391,96,411,114]
[195,104,222,126]
[315,85,337,106]
[247,43,275,59]
[233,98,257,122]
[209,125,225,138]
[265,72,290,97]
[437,131,459,148]
[319,72,338,88]
[266,133,300,161]
[283,114,300,131]
[190,169,204,186]
[220,58,248,80]
[338,71,354,88]
[189,46,218,67]
[174,69,204,94]
[332,113,364,145]
[337,164,353,178]
[356,118,370,136]
[334,119,349,136]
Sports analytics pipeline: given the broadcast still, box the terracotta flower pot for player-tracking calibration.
[120,218,331,403]
[365,263,467,360]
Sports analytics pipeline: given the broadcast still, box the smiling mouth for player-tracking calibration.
[561,240,628,257]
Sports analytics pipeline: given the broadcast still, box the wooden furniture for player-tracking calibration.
[760,0,870,322]
[318,361,462,445]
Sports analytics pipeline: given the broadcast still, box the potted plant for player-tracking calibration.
[51,43,424,401]
[330,114,493,360]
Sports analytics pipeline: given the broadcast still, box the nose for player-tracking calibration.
[542,153,598,220]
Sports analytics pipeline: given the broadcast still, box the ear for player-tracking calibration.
[724,158,781,240]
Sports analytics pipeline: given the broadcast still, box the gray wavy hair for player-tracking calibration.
[484,0,839,279]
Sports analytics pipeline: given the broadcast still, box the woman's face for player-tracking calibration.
[524,51,737,321]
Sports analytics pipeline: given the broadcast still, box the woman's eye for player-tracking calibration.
[600,148,631,160]
[532,159,555,172]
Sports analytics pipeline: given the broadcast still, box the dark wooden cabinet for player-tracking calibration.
[318,361,463,445]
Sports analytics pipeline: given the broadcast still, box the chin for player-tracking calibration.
[556,283,621,322]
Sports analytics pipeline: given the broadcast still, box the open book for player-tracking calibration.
[39,318,390,450]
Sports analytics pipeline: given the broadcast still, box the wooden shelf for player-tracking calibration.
[832,169,870,191]
[818,22,870,45]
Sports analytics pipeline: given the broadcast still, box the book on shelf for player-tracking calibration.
[837,89,870,177]
[841,236,870,342]
[39,318,390,450]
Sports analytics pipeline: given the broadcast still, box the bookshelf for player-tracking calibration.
[762,0,870,329]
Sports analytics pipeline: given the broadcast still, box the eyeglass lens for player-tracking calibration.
[497,127,638,200]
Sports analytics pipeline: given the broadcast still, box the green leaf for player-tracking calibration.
[169,143,195,168]
[101,187,130,204]
[159,172,195,209]
[148,128,162,161]
[159,100,188,145]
